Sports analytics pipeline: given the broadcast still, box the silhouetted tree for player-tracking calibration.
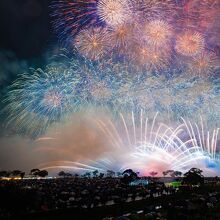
[0,171,10,177]
[30,169,48,178]
[106,170,115,178]
[37,170,48,178]
[65,173,72,177]
[93,170,99,177]
[122,169,135,176]
[30,169,40,176]
[11,170,25,178]
[149,171,158,177]
[182,168,204,186]
[58,171,72,178]
[99,173,105,178]
[85,172,91,178]
[58,171,66,177]
[162,170,169,177]
[122,169,138,184]
[162,170,182,178]
[173,171,182,177]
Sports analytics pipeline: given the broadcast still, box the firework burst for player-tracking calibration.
[186,51,220,76]
[130,43,170,71]
[97,0,132,27]
[131,0,176,22]
[109,23,135,53]
[142,20,173,47]
[3,64,82,137]
[74,27,111,60]
[89,80,113,103]
[175,31,205,56]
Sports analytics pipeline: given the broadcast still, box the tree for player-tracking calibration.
[122,169,138,184]
[106,170,115,178]
[85,172,91,178]
[58,171,72,178]
[37,170,48,178]
[30,169,40,176]
[92,170,99,177]
[99,173,105,178]
[58,171,66,177]
[173,171,182,177]
[20,172,25,178]
[30,169,48,178]
[0,171,10,178]
[162,170,182,178]
[162,171,168,177]
[65,173,72,177]
[149,171,158,177]
[182,168,204,186]
[11,170,25,178]
[122,169,136,176]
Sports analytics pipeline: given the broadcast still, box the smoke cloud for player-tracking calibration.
[0,110,112,173]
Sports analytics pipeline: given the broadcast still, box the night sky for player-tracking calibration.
[0,0,56,123]
[0,0,55,96]
[0,0,51,58]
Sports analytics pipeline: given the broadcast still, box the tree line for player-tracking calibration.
[0,168,207,186]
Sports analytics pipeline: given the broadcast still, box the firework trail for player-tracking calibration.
[37,111,220,175]
[4,51,219,137]
[51,0,132,42]
[51,0,101,43]
[3,62,83,137]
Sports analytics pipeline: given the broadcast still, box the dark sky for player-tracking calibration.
[0,0,56,124]
[0,0,53,59]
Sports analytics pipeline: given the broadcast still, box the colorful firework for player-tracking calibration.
[50,0,220,80]
[131,0,176,22]
[51,0,100,42]
[74,27,111,60]
[111,71,220,124]
[186,51,220,76]
[182,116,219,161]
[130,43,171,71]
[142,20,173,47]
[3,63,82,137]
[109,23,135,53]
[37,111,220,175]
[175,0,220,34]
[3,49,220,137]
[97,0,132,27]
[89,80,113,103]
[175,31,205,56]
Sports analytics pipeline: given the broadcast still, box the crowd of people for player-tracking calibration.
[104,190,220,219]
[0,177,175,219]
[0,176,220,219]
